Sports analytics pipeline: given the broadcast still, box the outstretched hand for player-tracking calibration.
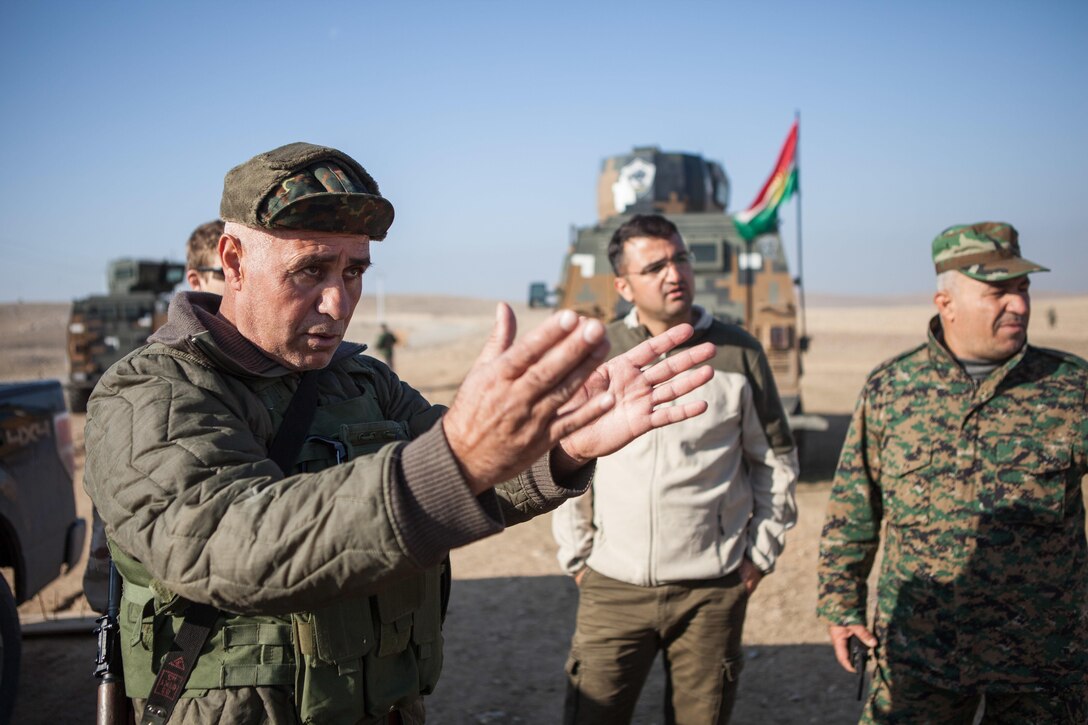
[555,322,715,468]
[443,305,616,494]
[442,306,715,495]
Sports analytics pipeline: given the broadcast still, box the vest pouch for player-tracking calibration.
[412,564,444,696]
[119,580,295,698]
[368,569,444,707]
[293,570,443,724]
[294,420,409,473]
[344,420,411,458]
[120,579,158,696]
[294,596,380,724]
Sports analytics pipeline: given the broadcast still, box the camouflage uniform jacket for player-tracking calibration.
[83,292,591,722]
[817,316,1088,691]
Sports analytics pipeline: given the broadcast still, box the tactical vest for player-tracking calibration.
[111,371,445,724]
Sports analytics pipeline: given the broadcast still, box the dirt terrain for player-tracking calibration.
[3,293,1086,724]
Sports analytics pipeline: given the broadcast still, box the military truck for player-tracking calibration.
[66,258,185,412]
[533,146,822,435]
[0,379,86,719]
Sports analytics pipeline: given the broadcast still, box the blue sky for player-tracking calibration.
[1,1,1085,303]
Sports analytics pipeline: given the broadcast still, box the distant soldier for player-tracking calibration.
[376,322,398,369]
[185,219,227,294]
[818,222,1088,722]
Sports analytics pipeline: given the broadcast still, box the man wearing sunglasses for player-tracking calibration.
[185,218,227,294]
[554,213,799,724]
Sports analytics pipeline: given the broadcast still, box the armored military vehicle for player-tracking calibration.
[534,146,818,431]
[66,259,185,412]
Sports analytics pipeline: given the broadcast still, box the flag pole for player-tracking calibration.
[794,109,808,349]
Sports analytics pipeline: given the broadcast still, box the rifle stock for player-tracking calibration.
[94,561,133,724]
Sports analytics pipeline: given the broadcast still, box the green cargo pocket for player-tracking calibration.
[293,597,376,725]
[881,440,932,526]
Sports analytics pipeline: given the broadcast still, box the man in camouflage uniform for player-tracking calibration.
[817,222,1088,723]
[83,142,716,724]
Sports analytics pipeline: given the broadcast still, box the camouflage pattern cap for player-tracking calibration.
[220,142,395,240]
[931,221,1048,281]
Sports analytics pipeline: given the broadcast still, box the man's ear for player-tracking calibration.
[185,269,203,291]
[934,289,954,324]
[220,234,244,291]
[614,275,634,303]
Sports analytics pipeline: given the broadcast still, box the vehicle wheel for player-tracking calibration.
[67,386,90,414]
[0,576,20,724]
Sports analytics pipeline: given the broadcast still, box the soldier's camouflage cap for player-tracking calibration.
[220,142,394,240]
[931,221,1048,281]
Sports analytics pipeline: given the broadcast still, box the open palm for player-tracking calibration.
[559,323,715,463]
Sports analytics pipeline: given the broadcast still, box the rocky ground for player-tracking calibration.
[4,294,1086,724]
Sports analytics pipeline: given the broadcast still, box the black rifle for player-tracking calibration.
[95,561,131,724]
[848,635,869,701]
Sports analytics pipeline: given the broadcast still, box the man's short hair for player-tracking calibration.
[608,214,682,275]
[186,219,226,271]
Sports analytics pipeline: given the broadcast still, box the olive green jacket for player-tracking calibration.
[83,292,591,721]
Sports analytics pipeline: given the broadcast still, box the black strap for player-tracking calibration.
[268,370,323,472]
[141,370,324,725]
[140,602,218,725]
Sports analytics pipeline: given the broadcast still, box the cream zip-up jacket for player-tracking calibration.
[553,306,799,585]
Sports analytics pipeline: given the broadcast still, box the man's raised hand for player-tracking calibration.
[443,305,615,493]
[555,322,715,468]
[443,306,715,494]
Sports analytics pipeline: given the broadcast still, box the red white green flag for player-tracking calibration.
[733,120,799,241]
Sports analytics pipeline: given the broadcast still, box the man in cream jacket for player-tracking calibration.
[553,214,799,725]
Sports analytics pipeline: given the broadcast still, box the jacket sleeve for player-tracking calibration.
[373,363,593,560]
[551,491,596,575]
[84,351,502,615]
[816,386,884,626]
[741,349,800,573]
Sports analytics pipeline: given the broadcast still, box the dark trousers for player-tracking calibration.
[563,568,748,725]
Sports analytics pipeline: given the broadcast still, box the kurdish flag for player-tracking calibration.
[733,120,799,241]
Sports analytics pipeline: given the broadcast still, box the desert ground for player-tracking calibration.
[3,293,1086,724]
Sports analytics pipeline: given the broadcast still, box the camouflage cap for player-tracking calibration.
[220,142,394,240]
[931,222,1048,281]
